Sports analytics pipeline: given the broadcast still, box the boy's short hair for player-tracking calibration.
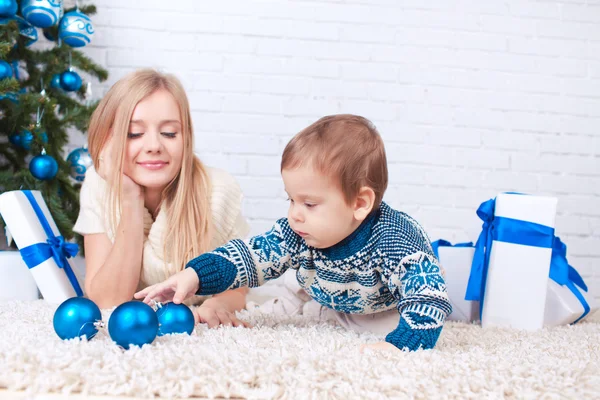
[281,114,388,208]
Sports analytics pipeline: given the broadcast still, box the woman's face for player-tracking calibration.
[123,89,184,191]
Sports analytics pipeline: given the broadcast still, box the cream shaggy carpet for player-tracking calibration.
[0,300,599,399]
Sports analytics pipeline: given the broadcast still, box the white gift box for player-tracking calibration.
[434,244,479,323]
[0,190,84,304]
[478,193,558,331]
[544,279,597,326]
[0,251,40,301]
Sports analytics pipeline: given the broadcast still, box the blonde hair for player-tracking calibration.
[87,69,212,271]
[281,114,388,207]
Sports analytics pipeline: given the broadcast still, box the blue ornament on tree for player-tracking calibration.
[156,302,195,336]
[66,146,93,182]
[20,130,34,149]
[17,130,48,150]
[50,72,61,89]
[60,69,81,92]
[58,10,93,47]
[20,0,62,28]
[14,15,38,47]
[0,0,17,17]
[108,301,159,350]
[9,133,21,147]
[0,60,12,79]
[43,28,55,41]
[29,150,58,180]
[53,297,102,341]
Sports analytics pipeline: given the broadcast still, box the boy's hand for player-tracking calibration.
[193,304,251,328]
[360,342,401,354]
[134,268,200,304]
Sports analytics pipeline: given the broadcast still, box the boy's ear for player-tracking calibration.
[353,187,376,221]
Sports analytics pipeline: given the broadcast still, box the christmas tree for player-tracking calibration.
[0,0,107,248]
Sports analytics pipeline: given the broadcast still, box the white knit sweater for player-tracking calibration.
[73,166,250,291]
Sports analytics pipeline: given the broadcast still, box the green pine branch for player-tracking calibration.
[0,2,107,250]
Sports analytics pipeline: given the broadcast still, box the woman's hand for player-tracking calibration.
[134,268,200,304]
[193,302,251,328]
[96,135,143,201]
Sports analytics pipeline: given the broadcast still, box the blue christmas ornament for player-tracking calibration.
[156,302,195,336]
[19,130,34,149]
[108,301,159,350]
[14,15,38,46]
[60,69,81,92]
[29,152,58,180]
[53,297,102,341]
[66,146,93,182]
[0,60,12,79]
[17,130,46,150]
[9,133,21,147]
[43,28,55,41]
[50,72,61,89]
[0,0,17,17]
[20,0,62,28]
[58,10,93,47]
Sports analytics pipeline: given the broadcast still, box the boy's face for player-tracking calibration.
[282,164,362,249]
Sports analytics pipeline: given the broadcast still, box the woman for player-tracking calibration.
[73,69,250,327]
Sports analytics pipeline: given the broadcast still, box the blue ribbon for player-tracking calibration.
[465,197,555,316]
[431,239,474,259]
[19,191,83,296]
[549,236,590,323]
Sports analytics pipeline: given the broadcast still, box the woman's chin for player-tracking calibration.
[133,178,170,191]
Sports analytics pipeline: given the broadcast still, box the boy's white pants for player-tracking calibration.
[247,269,399,335]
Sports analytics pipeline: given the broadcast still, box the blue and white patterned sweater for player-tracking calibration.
[186,202,452,351]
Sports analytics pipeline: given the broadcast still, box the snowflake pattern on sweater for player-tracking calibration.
[187,202,452,351]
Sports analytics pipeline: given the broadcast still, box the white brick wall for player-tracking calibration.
[76,0,600,300]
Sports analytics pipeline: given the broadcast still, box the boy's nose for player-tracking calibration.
[290,206,304,223]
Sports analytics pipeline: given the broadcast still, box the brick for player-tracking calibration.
[481,171,539,192]
[223,94,282,114]
[513,154,599,175]
[251,76,311,96]
[558,196,600,217]
[341,63,398,82]
[509,37,587,58]
[237,176,285,199]
[187,92,224,112]
[195,35,258,54]
[539,134,595,155]
[338,100,397,121]
[481,131,540,150]
[539,175,600,195]
[223,17,338,41]
[196,153,247,175]
[554,215,593,235]
[247,155,283,177]
[385,143,454,166]
[454,148,510,169]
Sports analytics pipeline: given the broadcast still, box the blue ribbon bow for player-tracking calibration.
[549,236,590,323]
[465,197,555,316]
[19,191,83,296]
[431,239,474,259]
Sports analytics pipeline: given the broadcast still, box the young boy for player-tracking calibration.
[135,114,451,352]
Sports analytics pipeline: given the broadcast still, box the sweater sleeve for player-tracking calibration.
[186,218,301,295]
[384,251,452,351]
[72,166,107,235]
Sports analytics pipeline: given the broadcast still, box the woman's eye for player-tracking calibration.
[161,132,177,138]
[305,203,316,209]
[127,132,143,138]
[286,197,294,203]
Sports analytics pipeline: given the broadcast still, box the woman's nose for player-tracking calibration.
[144,131,162,153]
